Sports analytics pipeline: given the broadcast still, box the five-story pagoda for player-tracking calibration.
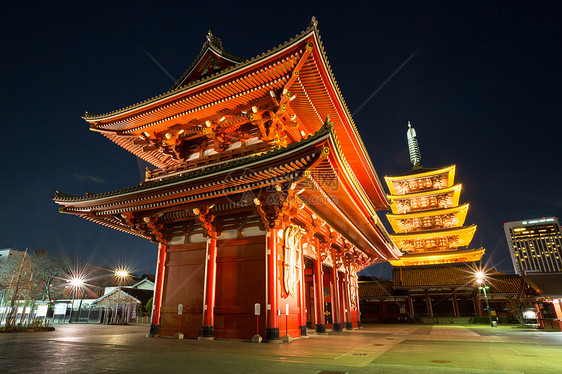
[384,122,485,267]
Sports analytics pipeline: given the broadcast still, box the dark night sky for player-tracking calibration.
[1,1,560,278]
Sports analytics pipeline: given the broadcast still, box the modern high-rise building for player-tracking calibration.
[504,217,562,275]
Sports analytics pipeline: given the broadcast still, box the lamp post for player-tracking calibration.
[476,272,495,327]
[76,288,86,323]
[115,269,129,324]
[68,278,84,323]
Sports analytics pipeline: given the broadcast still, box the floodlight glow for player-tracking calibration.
[476,271,485,280]
[70,278,84,287]
[115,269,129,278]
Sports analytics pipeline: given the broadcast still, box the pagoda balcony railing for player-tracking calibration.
[410,245,454,253]
[403,224,453,233]
[146,139,276,181]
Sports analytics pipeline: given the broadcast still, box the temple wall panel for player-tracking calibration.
[277,270,302,337]
[160,242,206,337]
[214,235,266,339]
[350,309,359,327]
[278,294,302,338]
[304,278,315,326]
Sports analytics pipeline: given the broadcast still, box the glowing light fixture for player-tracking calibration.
[69,278,84,288]
[115,269,129,278]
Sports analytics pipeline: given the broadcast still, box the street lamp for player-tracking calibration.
[114,268,129,324]
[68,278,84,323]
[115,269,129,279]
[476,272,495,327]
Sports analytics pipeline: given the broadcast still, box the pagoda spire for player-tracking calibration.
[407,121,422,169]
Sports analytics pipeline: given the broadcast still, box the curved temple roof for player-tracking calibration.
[384,165,456,195]
[389,225,477,245]
[82,18,389,211]
[55,121,400,262]
[55,19,400,266]
[389,248,486,267]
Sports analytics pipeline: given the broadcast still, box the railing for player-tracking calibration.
[132,316,151,324]
[146,140,276,180]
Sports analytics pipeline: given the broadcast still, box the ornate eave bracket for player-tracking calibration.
[193,205,221,239]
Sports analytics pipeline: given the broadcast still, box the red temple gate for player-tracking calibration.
[54,18,400,341]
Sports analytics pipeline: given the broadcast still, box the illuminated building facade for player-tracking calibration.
[384,122,484,267]
[358,268,529,322]
[504,217,562,331]
[503,217,562,275]
[53,19,400,340]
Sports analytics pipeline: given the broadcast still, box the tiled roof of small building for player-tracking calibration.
[488,275,524,294]
[393,264,477,287]
[392,264,524,294]
[524,273,562,297]
[358,280,394,298]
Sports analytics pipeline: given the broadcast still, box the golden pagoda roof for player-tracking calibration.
[387,183,461,200]
[390,247,485,267]
[390,224,477,248]
[384,165,456,195]
[388,184,462,214]
[387,203,469,233]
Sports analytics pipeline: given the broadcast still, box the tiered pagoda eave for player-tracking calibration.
[384,124,485,267]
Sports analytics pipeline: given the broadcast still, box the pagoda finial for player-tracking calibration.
[310,16,318,28]
[407,121,422,169]
[206,30,224,50]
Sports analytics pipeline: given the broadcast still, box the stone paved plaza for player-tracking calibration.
[1,323,561,373]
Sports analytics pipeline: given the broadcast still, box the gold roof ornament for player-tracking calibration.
[407,121,422,169]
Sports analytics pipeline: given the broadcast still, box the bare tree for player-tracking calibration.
[1,251,71,328]
[30,254,67,302]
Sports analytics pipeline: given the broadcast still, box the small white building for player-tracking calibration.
[93,286,154,325]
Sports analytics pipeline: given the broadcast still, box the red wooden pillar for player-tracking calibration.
[200,236,217,338]
[311,261,318,325]
[355,276,362,327]
[266,228,280,341]
[553,299,562,318]
[298,246,307,336]
[474,292,483,317]
[337,273,345,326]
[426,290,433,317]
[314,240,326,333]
[535,303,544,329]
[149,243,167,335]
[408,293,415,319]
[343,269,353,330]
[452,290,460,317]
[330,247,342,332]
